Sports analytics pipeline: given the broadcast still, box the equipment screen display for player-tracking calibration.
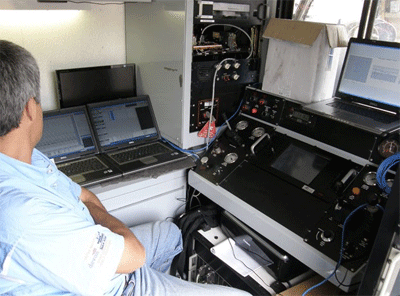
[293,111,310,122]
[271,144,330,184]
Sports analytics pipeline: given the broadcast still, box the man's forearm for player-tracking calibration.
[83,200,128,234]
[80,188,146,273]
[80,187,107,211]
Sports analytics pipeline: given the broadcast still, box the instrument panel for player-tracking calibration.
[194,111,395,284]
[241,87,400,164]
[304,164,393,272]
[197,116,275,186]
[192,87,399,290]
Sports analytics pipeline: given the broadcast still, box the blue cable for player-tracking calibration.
[161,99,244,158]
[376,153,400,194]
[302,203,384,296]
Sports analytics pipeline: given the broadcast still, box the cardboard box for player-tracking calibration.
[279,274,344,295]
[262,18,348,104]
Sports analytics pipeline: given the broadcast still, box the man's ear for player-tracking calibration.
[24,97,37,122]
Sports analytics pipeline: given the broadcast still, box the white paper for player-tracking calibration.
[210,238,262,277]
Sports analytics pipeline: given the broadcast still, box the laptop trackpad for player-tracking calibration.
[70,174,86,184]
[140,156,158,164]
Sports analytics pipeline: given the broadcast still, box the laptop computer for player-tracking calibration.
[304,38,400,135]
[36,106,122,186]
[86,96,188,176]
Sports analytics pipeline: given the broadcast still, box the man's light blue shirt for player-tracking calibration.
[0,149,125,295]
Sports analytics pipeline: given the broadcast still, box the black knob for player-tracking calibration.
[367,193,380,206]
[321,230,335,242]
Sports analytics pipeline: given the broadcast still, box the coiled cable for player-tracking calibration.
[376,153,400,194]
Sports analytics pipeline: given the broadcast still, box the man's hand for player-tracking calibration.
[80,188,146,274]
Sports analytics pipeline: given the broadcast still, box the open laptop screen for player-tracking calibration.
[56,64,137,108]
[336,38,400,113]
[88,97,159,151]
[36,107,96,161]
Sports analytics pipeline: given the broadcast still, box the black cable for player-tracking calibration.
[334,269,361,288]
[188,189,202,211]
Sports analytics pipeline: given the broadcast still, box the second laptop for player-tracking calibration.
[86,96,188,176]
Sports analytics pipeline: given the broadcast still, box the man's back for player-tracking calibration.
[0,149,126,295]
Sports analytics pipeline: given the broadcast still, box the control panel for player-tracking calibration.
[304,165,393,272]
[244,87,400,165]
[239,88,285,125]
[197,115,276,185]
[190,86,399,291]
[194,109,395,277]
[190,59,259,132]
[189,0,266,134]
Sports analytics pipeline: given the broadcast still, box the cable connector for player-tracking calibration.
[215,64,222,71]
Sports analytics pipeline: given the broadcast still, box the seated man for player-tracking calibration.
[0,40,252,296]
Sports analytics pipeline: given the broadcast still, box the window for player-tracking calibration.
[292,0,400,42]
[371,0,399,41]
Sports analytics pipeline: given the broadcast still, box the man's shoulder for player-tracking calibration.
[0,182,38,213]
[0,177,54,222]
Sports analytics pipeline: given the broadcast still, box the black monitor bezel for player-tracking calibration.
[56,63,137,108]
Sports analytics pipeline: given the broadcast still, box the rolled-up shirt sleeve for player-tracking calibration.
[6,197,125,296]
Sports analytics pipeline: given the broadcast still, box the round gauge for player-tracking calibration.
[252,127,265,138]
[363,171,377,186]
[224,152,238,164]
[378,139,399,158]
[235,120,249,131]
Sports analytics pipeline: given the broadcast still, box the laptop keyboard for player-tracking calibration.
[110,143,171,164]
[58,158,107,176]
[328,101,397,124]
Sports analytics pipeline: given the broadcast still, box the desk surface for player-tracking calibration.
[88,157,196,190]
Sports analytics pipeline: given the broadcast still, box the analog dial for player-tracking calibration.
[363,171,377,186]
[235,120,249,131]
[252,127,265,138]
[224,152,238,164]
[378,139,399,158]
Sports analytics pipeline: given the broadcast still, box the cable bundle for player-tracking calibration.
[376,152,400,194]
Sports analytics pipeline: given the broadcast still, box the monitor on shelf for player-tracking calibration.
[56,63,137,108]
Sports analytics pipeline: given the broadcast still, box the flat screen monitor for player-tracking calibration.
[56,63,137,108]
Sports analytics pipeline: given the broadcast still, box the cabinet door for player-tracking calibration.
[109,188,186,227]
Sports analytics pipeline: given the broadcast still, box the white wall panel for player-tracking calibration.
[0,4,126,111]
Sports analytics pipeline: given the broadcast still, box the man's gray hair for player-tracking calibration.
[0,40,41,136]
